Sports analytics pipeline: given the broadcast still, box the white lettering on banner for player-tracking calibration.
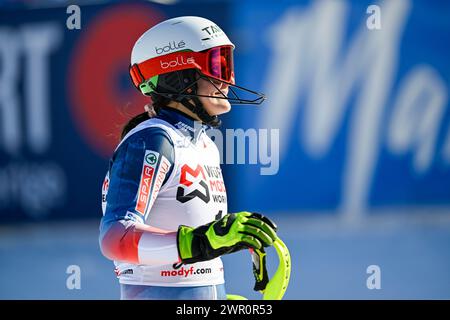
[259,0,449,219]
[258,129,280,176]
[205,123,280,175]
[23,24,63,154]
[0,28,21,155]
[388,66,447,173]
[226,129,258,165]
[0,162,66,218]
[0,23,62,155]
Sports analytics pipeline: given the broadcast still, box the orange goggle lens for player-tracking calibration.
[206,46,234,83]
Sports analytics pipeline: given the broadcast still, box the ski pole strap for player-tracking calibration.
[262,237,291,300]
[226,237,291,301]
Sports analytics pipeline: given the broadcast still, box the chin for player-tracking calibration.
[203,98,231,115]
[213,101,232,115]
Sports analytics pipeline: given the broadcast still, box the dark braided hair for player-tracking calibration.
[120,94,171,140]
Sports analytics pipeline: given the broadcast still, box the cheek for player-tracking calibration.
[200,97,231,116]
[197,81,214,96]
[197,78,226,97]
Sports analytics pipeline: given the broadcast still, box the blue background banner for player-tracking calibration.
[0,1,231,222]
[224,0,450,217]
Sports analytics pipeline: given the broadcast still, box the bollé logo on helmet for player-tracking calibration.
[155,40,185,55]
[160,56,195,69]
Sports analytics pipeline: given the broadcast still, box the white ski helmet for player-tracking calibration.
[130,16,235,93]
[129,16,264,126]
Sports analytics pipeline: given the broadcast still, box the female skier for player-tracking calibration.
[99,16,277,300]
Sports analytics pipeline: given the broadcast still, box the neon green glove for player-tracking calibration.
[251,214,277,291]
[177,212,277,264]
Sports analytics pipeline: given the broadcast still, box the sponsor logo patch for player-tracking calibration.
[145,152,158,165]
[176,164,227,204]
[155,40,185,55]
[135,150,160,215]
[101,172,110,215]
[160,55,195,69]
[176,164,210,203]
[160,266,212,277]
[115,268,134,277]
[145,155,171,219]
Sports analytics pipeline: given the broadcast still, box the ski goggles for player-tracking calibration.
[130,45,235,88]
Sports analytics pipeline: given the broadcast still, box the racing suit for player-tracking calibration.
[99,108,228,299]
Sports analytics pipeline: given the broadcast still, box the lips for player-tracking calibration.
[214,91,228,96]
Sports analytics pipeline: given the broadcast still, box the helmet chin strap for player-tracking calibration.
[177,69,222,128]
[154,69,222,128]
[179,96,222,128]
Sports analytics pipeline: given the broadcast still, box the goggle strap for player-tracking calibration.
[129,64,144,88]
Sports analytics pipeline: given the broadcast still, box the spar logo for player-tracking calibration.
[67,4,164,158]
[135,150,160,215]
[135,164,155,215]
[176,164,210,203]
[145,152,158,165]
[136,151,171,219]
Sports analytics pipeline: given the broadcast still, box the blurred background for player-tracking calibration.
[0,0,449,299]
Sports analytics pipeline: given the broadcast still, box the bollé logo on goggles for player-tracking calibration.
[160,55,195,69]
